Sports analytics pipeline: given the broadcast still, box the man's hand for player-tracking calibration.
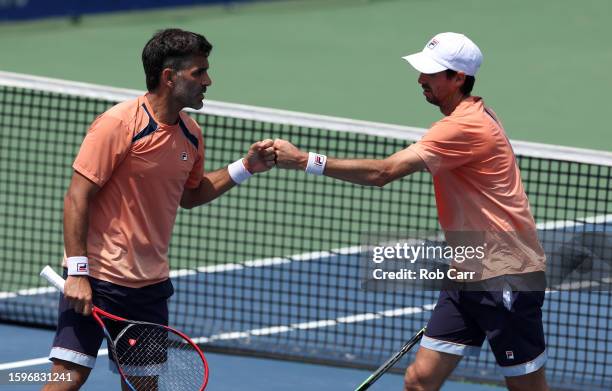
[273,139,308,170]
[244,139,276,173]
[64,276,93,316]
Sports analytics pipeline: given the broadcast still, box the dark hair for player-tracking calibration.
[445,69,475,96]
[142,28,213,92]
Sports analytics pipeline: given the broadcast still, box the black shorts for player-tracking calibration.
[421,288,546,377]
[49,270,173,369]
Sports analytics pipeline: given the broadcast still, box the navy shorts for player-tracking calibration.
[49,270,173,369]
[421,288,546,377]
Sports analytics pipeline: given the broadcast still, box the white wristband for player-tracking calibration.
[228,159,253,185]
[67,256,89,276]
[305,152,327,176]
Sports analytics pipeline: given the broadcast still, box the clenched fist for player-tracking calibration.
[273,139,308,170]
[244,139,277,173]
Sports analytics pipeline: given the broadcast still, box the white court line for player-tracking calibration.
[243,257,290,268]
[0,350,108,371]
[291,251,332,261]
[291,319,337,330]
[190,303,434,345]
[0,357,50,370]
[0,302,434,369]
[0,246,362,299]
[3,214,609,299]
[249,326,292,336]
[536,214,612,230]
[0,287,55,300]
[337,313,381,323]
[197,263,243,273]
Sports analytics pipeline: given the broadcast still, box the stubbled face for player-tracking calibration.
[417,71,457,107]
[172,55,212,110]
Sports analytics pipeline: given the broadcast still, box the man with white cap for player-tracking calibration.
[274,32,549,391]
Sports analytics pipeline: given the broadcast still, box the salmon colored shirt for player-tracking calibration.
[67,95,204,288]
[408,96,545,280]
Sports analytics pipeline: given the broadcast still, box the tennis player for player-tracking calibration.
[274,32,548,391]
[43,29,275,390]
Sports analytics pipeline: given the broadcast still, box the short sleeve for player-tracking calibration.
[184,121,205,189]
[408,120,475,175]
[72,114,132,187]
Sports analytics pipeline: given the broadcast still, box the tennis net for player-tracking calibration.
[0,71,610,390]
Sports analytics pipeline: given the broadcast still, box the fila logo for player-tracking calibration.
[77,263,88,273]
[180,152,188,161]
[314,155,325,166]
[506,351,514,360]
[427,39,439,49]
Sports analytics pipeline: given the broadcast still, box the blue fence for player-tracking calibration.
[0,0,253,21]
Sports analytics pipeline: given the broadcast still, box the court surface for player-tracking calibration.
[0,323,504,390]
[0,0,610,150]
[1,216,610,390]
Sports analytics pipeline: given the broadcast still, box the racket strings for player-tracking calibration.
[112,324,205,390]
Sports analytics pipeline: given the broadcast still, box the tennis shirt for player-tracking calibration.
[66,95,204,288]
[408,96,545,280]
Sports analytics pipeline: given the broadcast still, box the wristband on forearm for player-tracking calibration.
[66,256,89,276]
[305,152,327,175]
[228,159,253,185]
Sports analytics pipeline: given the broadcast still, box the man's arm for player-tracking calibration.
[63,171,100,316]
[180,139,276,209]
[180,166,240,209]
[273,139,427,187]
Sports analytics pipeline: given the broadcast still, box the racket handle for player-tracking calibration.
[40,265,66,293]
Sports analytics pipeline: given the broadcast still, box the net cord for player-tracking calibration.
[1,70,610,167]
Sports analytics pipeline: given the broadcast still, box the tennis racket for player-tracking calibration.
[354,327,425,391]
[40,265,209,391]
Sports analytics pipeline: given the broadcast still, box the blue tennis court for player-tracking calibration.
[1,215,610,390]
[0,323,505,390]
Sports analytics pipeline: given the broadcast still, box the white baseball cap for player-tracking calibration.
[402,32,483,76]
